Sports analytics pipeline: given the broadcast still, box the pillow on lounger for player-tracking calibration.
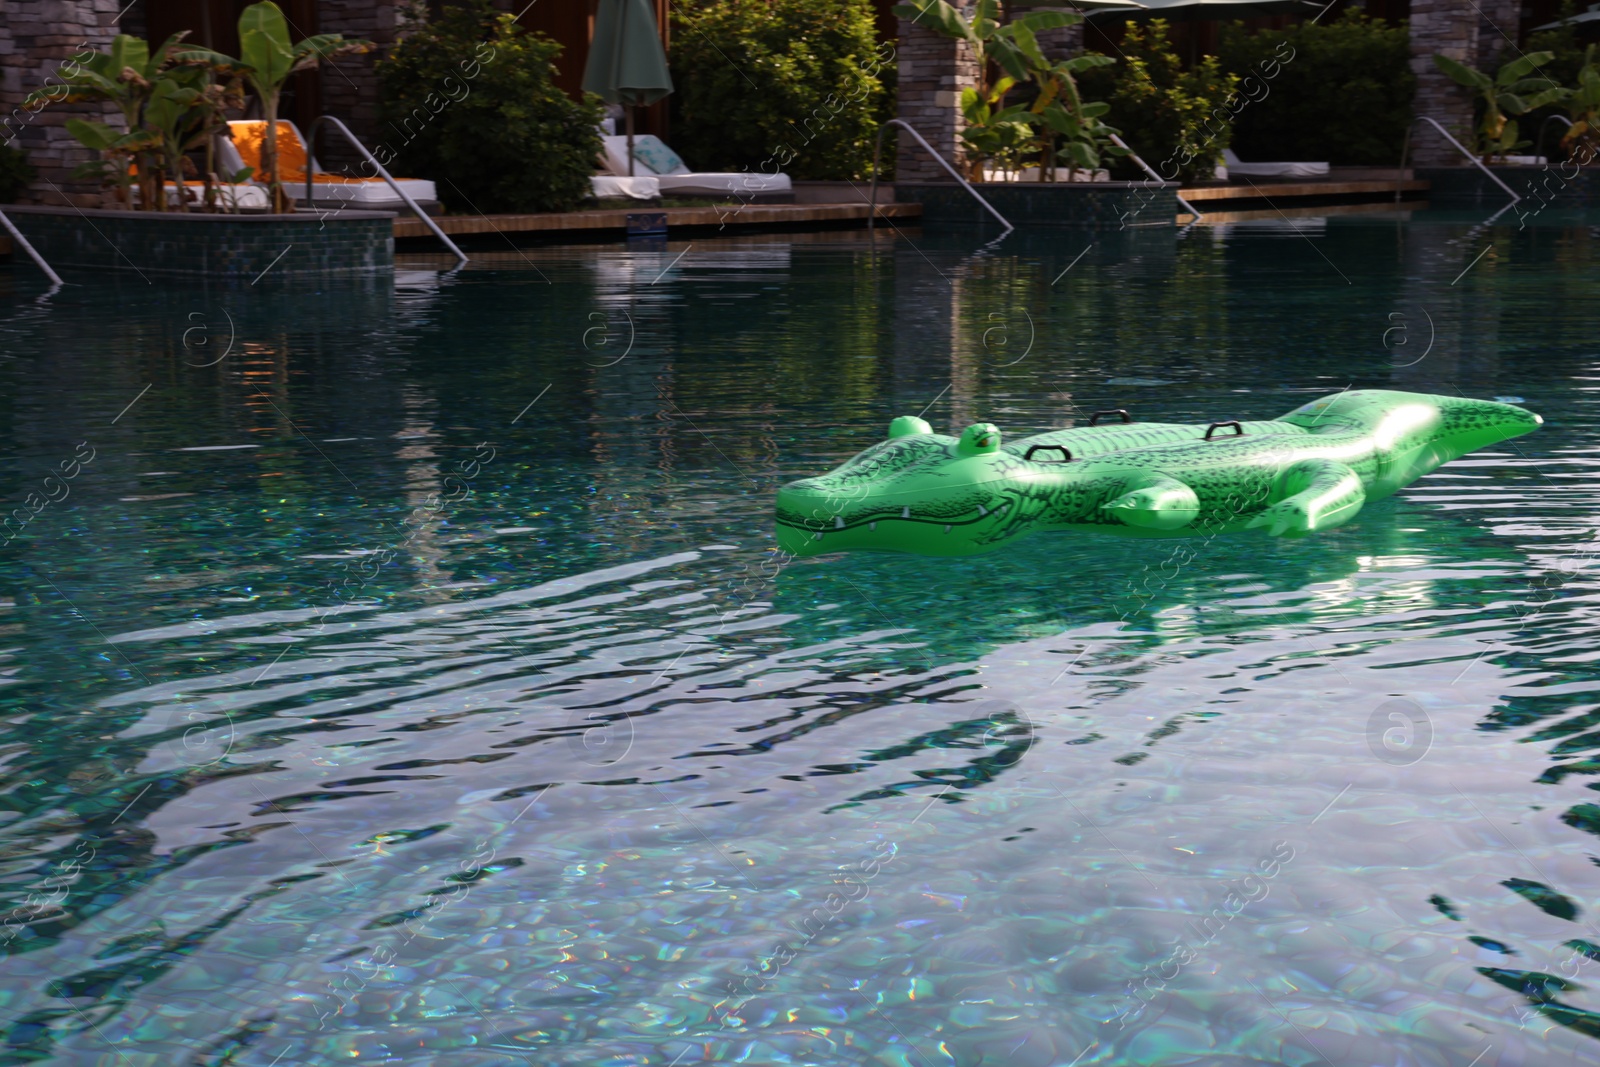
[630,135,689,176]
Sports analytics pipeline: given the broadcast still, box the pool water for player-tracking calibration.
[2,208,1600,1066]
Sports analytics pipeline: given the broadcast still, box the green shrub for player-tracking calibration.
[0,144,35,203]
[1216,11,1414,166]
[669,0,894,180]
[376,0,602,214]
[1078,21,1239,183]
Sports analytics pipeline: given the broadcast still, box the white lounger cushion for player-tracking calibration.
[1222,148,1329,179]
[654,173,791,195]
[591,175,661,200]
[294,179,438,204]
[599,135,790,195]
[133,183,271,210]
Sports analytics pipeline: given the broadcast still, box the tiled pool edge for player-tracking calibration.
[1417,166,1600,206]
[1,205,395,278]
[897,181,1179,229]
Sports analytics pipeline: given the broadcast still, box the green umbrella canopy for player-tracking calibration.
[1532,2,1600,30]
[582,0,674,107]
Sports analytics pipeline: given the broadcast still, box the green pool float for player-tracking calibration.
[774,389,1542,556]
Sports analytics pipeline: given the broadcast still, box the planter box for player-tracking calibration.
[1416,165,1600,207]
[897,180,1178,229]
[1,205,395,279]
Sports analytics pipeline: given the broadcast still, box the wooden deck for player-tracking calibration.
[1178,179,1429,205]
[392,201,922,240]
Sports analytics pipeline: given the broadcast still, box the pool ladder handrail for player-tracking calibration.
[0,207,63,285]
[1395,117,1521,206]
[1107,133,1204,220]
[303,115,469,267]
[869,118,1013,232]
[1537,113,1575,165]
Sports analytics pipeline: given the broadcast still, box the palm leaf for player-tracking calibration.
[1433,53,1492,90]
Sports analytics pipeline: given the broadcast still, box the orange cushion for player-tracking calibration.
[230,120,413,184]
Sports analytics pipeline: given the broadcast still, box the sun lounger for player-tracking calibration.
[220,120,439,209]
[1220,148,1329,180]
[599,135,791,198]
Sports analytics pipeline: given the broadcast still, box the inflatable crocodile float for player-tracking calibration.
[774,389,1541,556]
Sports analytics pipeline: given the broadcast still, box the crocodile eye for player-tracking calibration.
[958,423,1002,456]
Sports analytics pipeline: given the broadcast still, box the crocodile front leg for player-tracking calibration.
[1101,473,1201,531]
[1248,458,1366,537]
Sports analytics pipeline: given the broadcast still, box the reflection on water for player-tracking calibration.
[1,210,1599,1064]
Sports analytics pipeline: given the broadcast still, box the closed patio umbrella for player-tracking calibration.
[582,0,674,177]
[1088,0,1322,20]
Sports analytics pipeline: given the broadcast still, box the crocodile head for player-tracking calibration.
[775,417,1047,557]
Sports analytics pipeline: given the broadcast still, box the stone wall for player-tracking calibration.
[0,0,123,206]
[894,4,978,182]
[1475,0,1523,74]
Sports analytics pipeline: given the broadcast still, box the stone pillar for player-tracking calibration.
[316,0,407,172]
[895,4,979,182]
[1475,0,1522,75]
[0,0,124,205]
[1408,0,1480,166]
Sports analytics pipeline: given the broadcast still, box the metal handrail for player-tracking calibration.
[0,208,63,285]
[1396,116,1521,205]
[1108,133,1203,220]
[869,118,1012,232]
[1538,113,1575,165]
[303,115,468,267]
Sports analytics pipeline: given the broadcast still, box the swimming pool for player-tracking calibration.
[2,207,1599,1065]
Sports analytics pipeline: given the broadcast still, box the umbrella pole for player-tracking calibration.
[627,106,635,177]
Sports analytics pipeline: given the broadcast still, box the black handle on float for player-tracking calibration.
[1024,444,1073,463]
[1088,409,1132,426]
[1204,421,1245,440]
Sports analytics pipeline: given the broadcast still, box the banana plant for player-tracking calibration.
[62,120,159,206]
[178,2,370,212]
[893,0,1122,181]
[1433,50,1563,161]
[1012,35,1122,181]
[23,32,193,208]
[1558,45,1600,158]
[141,67,247,211]
[959,77,1033,178]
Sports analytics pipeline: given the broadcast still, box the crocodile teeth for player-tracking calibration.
[944,525,952,534]
[812,531,823,540]
[834,516,845,529]
[976,504,987,516]
[869,522,876,531]
[902,507,911,519]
